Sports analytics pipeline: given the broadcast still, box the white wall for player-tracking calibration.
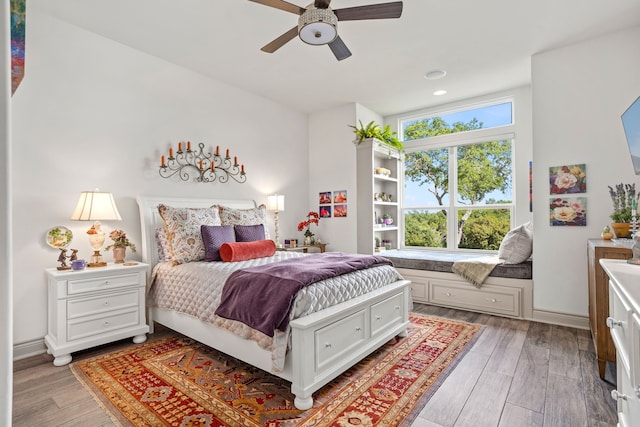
[11,5,309,349]
[1,0,13,421]
[532,26,640,316]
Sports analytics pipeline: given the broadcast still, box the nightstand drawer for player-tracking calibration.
[67,290,139,319]
[68,308,140,341]
[67,273,140,295]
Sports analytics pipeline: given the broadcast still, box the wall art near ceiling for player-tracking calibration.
[319,205,331,218]
[550,197,587,226]
[334,204,347,218]
[549,164,586,194]
[11,0,26,95]
[319,192,331,205]
[333,190,347,204]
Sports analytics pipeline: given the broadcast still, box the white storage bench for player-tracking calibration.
[383,250,533,320]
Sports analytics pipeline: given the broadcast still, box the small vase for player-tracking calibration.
[112,247,126,263]
[304,236,312,246]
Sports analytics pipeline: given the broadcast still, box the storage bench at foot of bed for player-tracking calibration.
[397,268,533,320]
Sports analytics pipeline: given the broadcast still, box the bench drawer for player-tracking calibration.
[430,280,521,317]
[315,309,367,372]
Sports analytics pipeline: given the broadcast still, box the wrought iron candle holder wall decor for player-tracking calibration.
[159,141,246,184]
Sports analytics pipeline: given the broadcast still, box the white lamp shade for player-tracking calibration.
[70,191,122,221]
[267,194,285,212]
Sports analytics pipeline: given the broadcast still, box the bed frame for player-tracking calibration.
[136,195,411,409]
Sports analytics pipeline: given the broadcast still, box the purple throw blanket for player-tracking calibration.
[214,252,393,337]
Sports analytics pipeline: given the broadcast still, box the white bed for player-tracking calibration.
[137,195,411,410]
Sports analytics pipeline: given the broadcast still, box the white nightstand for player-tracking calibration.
[44,262,150,366]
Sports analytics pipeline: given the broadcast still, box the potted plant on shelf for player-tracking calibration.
[105,229,137,263]
[608,183,638,238]
[349,120,404,150]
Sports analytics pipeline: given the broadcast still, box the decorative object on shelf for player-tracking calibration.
[105,229,137,264]
[70,190,122,267]
[349,120,403,149]
[159,141,246,184]
[297,211,319,244]
[608,183,638,238]
[71,259,86,271]
[374,167,391,176]
[601,225,613,240]
[267,194,285,248]
[382,213,394,226]
[548,164,586,194]
[57,248,71,270]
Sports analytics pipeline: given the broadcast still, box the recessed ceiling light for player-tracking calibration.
[424,70,447,80]
[433,90,447,96]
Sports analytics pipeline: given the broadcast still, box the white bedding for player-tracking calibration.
[147,251,404,371]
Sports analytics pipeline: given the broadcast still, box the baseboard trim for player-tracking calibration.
[532,309,590,330]
[13,338,47,361]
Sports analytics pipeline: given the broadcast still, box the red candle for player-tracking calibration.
[187,141,191,151]
[178,142,182,152]
[161,155,165,167]
[169,148,173,157]
[234,156,237,165]
[216,146,220,156]
[241,164,245,174]
[211,162,215,171]
[226,149,229,158]
[199,159,203,169]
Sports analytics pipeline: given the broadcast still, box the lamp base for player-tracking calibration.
[87,250,107,268]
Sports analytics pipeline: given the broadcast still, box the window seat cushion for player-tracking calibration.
[382,250,532,280]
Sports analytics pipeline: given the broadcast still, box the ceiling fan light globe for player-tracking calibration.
[298,7,338,45]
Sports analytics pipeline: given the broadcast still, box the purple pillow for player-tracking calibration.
[234,224,266,242]
[201,225,236,261]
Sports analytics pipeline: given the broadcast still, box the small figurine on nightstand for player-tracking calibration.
[69,248,79,262]
[57,248,71,270]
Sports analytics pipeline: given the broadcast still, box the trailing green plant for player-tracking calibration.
[349,120,403,150]
[608,183,638,223]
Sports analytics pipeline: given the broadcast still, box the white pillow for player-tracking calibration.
[498,222,533,264]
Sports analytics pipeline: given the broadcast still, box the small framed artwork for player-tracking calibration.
[549,164,586,194]
[319,192,331,205]
[319,206,331,218]
[334,204,347,217]
[333,190,347,204]
[550,197,587,226]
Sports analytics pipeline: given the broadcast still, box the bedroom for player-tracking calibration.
[2,0,640,425]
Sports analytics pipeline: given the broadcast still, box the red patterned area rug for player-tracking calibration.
[71,313,482,427]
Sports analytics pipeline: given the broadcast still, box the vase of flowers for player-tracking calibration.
[608,183,638,238]
[298,211,319,245]
[105,229,136,263]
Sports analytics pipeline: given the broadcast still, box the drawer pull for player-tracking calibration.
[103,321,110,327]
[486,298,499,303]
[376,315,382,321]
[395,306,400,310]
[355,327,361,332]
[606,316,623,328]
[445,292,455,297]
[104,280,110,286]
[325,343,332,348]
[611,390,627,401]
[104,301,109,306]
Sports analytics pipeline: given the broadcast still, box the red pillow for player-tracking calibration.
[219,239,276,262]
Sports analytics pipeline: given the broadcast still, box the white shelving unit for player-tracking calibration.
[356,138,402,254]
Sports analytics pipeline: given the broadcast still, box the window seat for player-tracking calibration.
[383,250,533,320]
[381,250,532,280]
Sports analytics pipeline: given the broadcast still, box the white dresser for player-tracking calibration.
[44,262,149,366]
[600,259,640,427]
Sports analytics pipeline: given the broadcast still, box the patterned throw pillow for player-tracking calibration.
[158,204,221,265]
[201,225,236,262]
[219,204,271,240]
[498,222,533,264]
[155,226,172,262]
[234,224,266,242]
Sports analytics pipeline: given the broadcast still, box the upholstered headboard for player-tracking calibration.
[136,195,257,266]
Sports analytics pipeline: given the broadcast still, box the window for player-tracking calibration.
[400,101,514,252]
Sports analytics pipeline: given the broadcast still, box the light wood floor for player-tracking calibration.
[12,303,618,426]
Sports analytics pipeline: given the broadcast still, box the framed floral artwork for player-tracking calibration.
[333,190,347,204]
[549,197,587,226]
[319,192,331,205]
[334,204,347,218]
[319,206,331,218]
[549,164,586,194]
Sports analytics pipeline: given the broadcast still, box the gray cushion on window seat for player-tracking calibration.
[382,250,532,280]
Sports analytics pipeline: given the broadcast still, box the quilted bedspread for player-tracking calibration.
[147,251,404,371]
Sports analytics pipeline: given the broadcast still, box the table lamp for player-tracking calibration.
[70,190,122,267]
[267,194,285,248]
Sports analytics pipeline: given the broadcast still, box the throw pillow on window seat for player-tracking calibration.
[498,222,533,264]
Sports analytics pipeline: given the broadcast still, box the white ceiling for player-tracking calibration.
[38,0,640,116]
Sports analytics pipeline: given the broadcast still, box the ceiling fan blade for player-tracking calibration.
[314,0,331,8]
[249,0,305,15]
[328,36,352,61]
[334,1,403,21]
[261,26,299,53]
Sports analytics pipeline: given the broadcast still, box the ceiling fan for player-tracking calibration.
[249,0,403,61]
